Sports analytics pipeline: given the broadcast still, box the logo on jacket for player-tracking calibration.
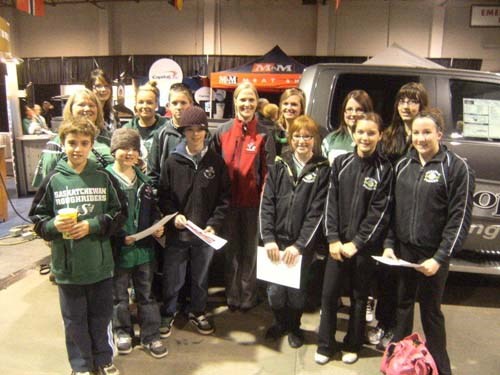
[204,166,216,180]
[303,172,317,183]
[424,170,441,183]
[363,177,378,191]
[79,203,95,216]
[245,142,257,152]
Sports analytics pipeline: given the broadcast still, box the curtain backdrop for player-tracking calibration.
[16,55,482,86]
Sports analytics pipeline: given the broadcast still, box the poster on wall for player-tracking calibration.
[149,58,183,107]
[463,98,500,139]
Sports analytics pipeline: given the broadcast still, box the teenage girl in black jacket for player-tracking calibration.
[316,113,393,365]
[259,115,329,349]
[383,108,474,375]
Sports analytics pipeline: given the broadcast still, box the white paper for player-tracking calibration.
[256,246,302,289]
[372,255,420,268]
[185,220,227,250]
[129,212,178,241]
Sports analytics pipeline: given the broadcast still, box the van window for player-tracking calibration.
[450,80,500,141]
[330,74,419,131]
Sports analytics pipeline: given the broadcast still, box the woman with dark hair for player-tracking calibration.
[274,88,306,155]
[368,82,430,351]
[259,115,329,348]
[383,108,474,375]
[86,69,119,131]
[322,90,374,165]
[32,89,114,187]
[380,82,429,162]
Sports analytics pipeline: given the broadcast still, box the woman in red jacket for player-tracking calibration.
[212,82,276,311]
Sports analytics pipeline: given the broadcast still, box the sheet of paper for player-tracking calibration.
[372,255,420,268]
[256,246,302,289]
[185,220,228,250]
[129,212,177,242]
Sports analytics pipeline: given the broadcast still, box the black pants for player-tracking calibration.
[374,264,398,329]
[317,253,375,355]
[224,207,258,309]
[58,278,114,372]
[394,262,451,375]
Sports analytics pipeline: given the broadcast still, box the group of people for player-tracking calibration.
[21,101,54,135]
[28,75,474,375]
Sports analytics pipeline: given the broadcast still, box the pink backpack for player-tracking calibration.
[380,332,439,375]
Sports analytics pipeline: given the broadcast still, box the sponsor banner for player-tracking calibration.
[210,72,301,92]
[149,58,183,106]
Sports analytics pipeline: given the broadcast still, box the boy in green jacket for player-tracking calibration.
[106,128,167,359]
[29,118,128,375]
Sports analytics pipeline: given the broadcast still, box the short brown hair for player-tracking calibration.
[59,118,97,145]
[413,108,445,132]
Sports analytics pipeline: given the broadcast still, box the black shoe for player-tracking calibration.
[228,304,239,312]
[287,330,304,348]
[265,325,287,341]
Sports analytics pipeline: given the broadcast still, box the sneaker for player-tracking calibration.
[376,329,394,351]
[160,315,175,338]
[97,363,120,375]
[71,372,93,375]
[188,313,214,335]
[143,339,168,359]
[366,297,375,322]
[314,352,330,365]
[342,351,358,364]
[115,332,132,355]
[366,325,384,345]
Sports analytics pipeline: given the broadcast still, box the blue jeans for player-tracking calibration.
[58,278,113,372]
[113,262,161,344]
[161,241,214,316]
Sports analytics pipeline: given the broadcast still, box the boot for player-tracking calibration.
[265,308,288,341]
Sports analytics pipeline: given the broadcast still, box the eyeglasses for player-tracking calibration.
[398,98,420,106]
[345,107,364,115]
[292,134,313,141]
[93,84,111,90]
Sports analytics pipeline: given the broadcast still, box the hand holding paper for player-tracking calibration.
[129,212,177,242]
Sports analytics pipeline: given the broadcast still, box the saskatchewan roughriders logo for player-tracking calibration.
[363,177,378,191]
[303,172,317,183]
[424,170,441,183]
[204,166,216,179]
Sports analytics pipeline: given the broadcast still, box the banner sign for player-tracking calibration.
[470,5,500,27]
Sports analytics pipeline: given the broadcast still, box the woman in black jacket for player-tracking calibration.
[259,115,329,349]
[384,108,474,375]
[316,113,393,365]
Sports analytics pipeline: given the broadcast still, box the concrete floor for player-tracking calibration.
[1,185,499,375]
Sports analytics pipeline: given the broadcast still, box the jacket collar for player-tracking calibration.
[408,144,448,164]
[233,116,257,135]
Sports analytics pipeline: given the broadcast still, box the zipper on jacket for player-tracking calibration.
[409,166,425,243]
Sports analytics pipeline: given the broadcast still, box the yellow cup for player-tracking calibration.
[57,208,78,239]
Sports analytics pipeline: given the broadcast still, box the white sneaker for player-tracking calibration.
[367,325,384,345]
[342,352,358,364]
[314,352,330,365]
[366,297,375,322]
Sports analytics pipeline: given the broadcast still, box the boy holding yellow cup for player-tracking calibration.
[29,118,128,375]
